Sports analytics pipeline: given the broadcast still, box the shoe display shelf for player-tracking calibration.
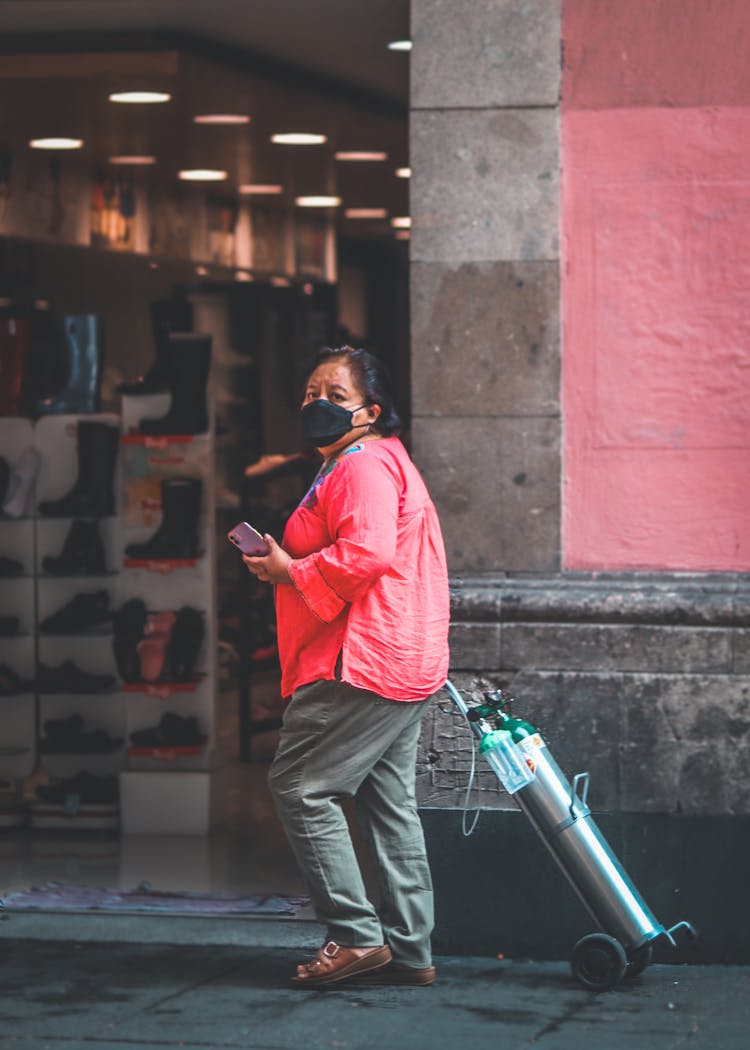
[32,413,123,832]
[0,418,37,826]
[190,288,303,763]
[117,389,217,836]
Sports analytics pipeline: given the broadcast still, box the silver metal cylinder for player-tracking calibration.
[515,739,664,951]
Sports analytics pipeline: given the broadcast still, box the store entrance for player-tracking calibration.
[0,28,409,902]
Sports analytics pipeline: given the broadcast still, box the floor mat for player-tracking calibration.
[0,881,309,916]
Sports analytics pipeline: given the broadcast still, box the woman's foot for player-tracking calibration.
[292,942,391,987]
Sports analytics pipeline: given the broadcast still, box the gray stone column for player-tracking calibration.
[410,0,562,573]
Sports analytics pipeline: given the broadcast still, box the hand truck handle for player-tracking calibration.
[569,771,590,817]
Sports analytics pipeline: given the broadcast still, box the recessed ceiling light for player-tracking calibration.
[29,137,83,150]
[271,132,327,145]
[344,208,388,219]
[335,151,388,162]
[109,91,171,104]
[270,276,292,287]
[387,40,412,52]
[295,195,341,207]
[235,270,253,282]
[395,230,410,241]
[179,169,228,182]
[396,167,412,179]
[390,216,411,229]
[195,266,209,277]
[109,155,156,166]
[193,114,251,125]
[238,184,284,195]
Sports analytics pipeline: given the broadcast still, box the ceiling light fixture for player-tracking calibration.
[193,114,251,125]
[235,270,253,282]
[387,40,412,52]
[109,91,171,104]
[396,167,412,178]
[270,276,292,287]
[395,230,411,240]
[271,132,327,145]
[335,151,388,162]
[109,155,156,166]
[179,169,228,182]
[295,195,341,207]
[390,216,412,229]
[29,137,83,150]
[344,208,388,219]
[238,184,284,195]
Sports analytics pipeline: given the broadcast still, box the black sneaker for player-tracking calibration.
[36,660,116,694]
[0,555,23,577]
[39,591,111,635]
[0,664,33,696]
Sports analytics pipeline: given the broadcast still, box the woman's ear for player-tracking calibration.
[367,403,382,423]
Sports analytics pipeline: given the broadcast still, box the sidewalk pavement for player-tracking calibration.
[0,912,748,1050]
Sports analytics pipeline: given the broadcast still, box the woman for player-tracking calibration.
[244,346,450,988]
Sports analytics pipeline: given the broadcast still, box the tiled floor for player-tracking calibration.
[0,685,312,909]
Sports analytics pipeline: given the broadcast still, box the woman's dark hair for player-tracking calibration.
[305,345,402,436]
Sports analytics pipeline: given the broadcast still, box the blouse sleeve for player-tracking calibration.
[287,451,400,622]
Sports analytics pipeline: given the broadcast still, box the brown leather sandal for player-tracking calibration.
[292,941,392,987]
[350,962,437,986]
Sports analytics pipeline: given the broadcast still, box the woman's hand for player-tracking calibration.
[242,534,293,585]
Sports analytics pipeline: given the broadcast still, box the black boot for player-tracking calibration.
[37,315,103,415]
[117,298,193,395]
[38,421,119,518]
[137,333,211,435]
[125,477,202,560]
[112,598,148,682]
[42,519,106,575]
[0,456,9,503]
[165,606,205,680]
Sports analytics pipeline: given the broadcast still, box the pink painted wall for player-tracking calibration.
[562,1,750,570]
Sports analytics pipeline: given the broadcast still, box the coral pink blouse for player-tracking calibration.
[277,436,450,701]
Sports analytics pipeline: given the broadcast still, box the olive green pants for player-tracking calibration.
[268,678,434,968]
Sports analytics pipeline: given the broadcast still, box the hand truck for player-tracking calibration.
[445,680,697,991]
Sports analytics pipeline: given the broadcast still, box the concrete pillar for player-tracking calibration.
[410,0,562,572]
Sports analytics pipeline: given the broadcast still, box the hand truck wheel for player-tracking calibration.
[571,933,628,991]
[624,942,653,979]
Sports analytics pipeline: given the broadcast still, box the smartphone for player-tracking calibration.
[227,522,269,557]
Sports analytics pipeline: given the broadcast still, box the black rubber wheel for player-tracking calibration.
[624,942,654,979]
[571,934,628,991]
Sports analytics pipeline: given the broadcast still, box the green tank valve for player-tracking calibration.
[497,711,538,743]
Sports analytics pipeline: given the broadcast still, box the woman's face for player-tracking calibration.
[302,358,380,455]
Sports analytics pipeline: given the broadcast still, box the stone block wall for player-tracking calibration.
[416,575,750,817]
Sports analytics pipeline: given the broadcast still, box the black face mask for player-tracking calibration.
[300,399,368,448]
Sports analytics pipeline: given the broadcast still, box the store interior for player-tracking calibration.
[0,4,410,904]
